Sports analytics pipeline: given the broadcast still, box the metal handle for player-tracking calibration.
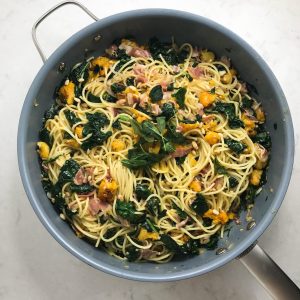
[238,244,300,299]
[32,1,98,62]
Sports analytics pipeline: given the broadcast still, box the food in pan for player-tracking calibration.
[37,37,271,262]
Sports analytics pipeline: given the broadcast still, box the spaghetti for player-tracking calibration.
[37,37,271,262]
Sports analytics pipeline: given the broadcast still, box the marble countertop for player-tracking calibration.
[1,0,299,299]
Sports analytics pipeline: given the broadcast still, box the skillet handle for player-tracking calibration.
[32,1,98,62]
[238,243,300,299]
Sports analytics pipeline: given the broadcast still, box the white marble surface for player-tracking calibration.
[0,0,300,299]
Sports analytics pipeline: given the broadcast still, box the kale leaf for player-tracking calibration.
[177,48,189,63]
[158,209,167,219]
[161,234,200,256]
[103,228,117,239]
[121,147,164,170]
[213,102,239,120]
[63,132,73,139]
[126,76,135,86]
[181,118,197,124]
[172,203,188,219]
[167,83,174,91]
[201,233,219,250]
[64,207,77,219]
[156,116,166,133]
[111,83,126,94]
[181,239,200,255]
[43,155,61,164]
[64,110,80,126]
[207,102,244,129]
[44,104,60,121]
[69,183,95,194]
[190,194,209,216]
[142,218,158,232]
[85,112,109,129]
[252,131,271,150]
[135,184,152,200]
[146,197,160,216]
[240,97,253,110]
[115,200,145,224]
[39,127,52,146]
[149,38,189,66]
[160,234,183,254]
[175,155,187,165]
[229,177,239,188]
[91,64,100,74]
[81,131,112,151]
[165,123,188,145]
[42,168,77,219]
[228,118,245,129]
[161,102,176,120]
[224,138,246,154]
[74,85,83,98]
[112,119,122,130]
[196,114,202,122]
[87,93,101,103]
[69,60,89,85]
[112,49,131,71]
[202,218,213,227]
[213,158,227,175]
[102,92,118,103]
[148,37,178,65]
[172,87,187,108]
[210,87,216,94]
[149,85,163,102]
[82,112,112,150]
[58,159,80,185]
[241,184,258,209]
[52,192,66,211]
[185,72,193,82]
[125,246,140,261]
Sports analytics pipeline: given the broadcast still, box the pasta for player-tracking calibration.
[37,37,271,262]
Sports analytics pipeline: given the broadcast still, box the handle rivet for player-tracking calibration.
[247,220,256,230]
[216,247,227,255]
[94,34,102,41]
[58,62,65,72]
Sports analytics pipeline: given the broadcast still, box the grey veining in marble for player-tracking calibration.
[1,0,300,299]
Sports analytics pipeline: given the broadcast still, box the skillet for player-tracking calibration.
[17,2,300,298]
